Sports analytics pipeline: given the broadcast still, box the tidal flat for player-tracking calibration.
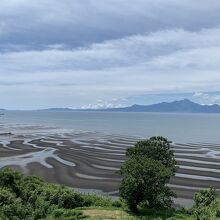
[1,124,220,208]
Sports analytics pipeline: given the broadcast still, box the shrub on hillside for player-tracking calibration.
[193,187,218,220]
[0,168,87,219]
[81,193,124,208]
[48,209,85,220]
[0,168,124,219]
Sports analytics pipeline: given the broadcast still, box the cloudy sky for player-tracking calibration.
[1,0,220,109]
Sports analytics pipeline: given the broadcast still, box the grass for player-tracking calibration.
[83,208,131,219]
[78,207,193,220]
[54,194,194,220]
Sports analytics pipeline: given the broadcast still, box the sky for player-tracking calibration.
[1,0,220,109]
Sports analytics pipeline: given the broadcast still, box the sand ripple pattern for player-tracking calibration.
[0,124,220,200]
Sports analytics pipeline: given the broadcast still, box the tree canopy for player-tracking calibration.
[119,136,177,212]
[126,136,176,172]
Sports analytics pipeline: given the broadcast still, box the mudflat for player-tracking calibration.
[0,125,220,204]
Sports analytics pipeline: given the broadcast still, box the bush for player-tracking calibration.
[50,209,85,220]
[194,187,216,207]
[0,168,124,219]
[0,188,16,206]
[193,205,216,220]
[81,193,124,208]
[0,168,23,196]
[0,168,90,219]
[40,184,85,209]
[111,199,125,208]
[193,187,218,220]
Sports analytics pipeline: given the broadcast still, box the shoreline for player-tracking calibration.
[0,124,220,208]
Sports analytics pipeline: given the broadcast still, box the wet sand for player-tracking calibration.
[1,125,220,207]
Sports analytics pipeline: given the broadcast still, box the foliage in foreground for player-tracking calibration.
[0,168,192,220]
[0,168,123,220]
[120,136,176,212]
[0,167,189,220]
[192,187,220,220]
[0,169,219,220]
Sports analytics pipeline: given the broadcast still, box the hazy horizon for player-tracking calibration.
[1,98,220,111]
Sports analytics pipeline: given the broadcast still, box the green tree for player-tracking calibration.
[119,156,174,212]
[127,136,176,172]
[119,136,176,212]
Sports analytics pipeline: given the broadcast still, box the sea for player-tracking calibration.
[1,110,220,143]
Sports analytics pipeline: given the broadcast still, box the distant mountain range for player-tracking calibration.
[41,99,220,113]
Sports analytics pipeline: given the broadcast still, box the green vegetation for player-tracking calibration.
[120,136,176,212]
[0,136,220,219]
[0,168,81,219]
[0,167,216,220]
[0,168,123,219]
[79,207,193,220]
[126,136,176,172]
[119,157,174,212]
[192,187,220,220]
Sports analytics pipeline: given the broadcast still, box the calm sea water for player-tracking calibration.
[1,110,220,143]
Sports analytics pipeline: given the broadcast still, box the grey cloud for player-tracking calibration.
[1,0,220,49]
[1,28,220,73]
[0,1,220,109]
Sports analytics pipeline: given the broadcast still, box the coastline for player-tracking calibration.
[0,124,220,208]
